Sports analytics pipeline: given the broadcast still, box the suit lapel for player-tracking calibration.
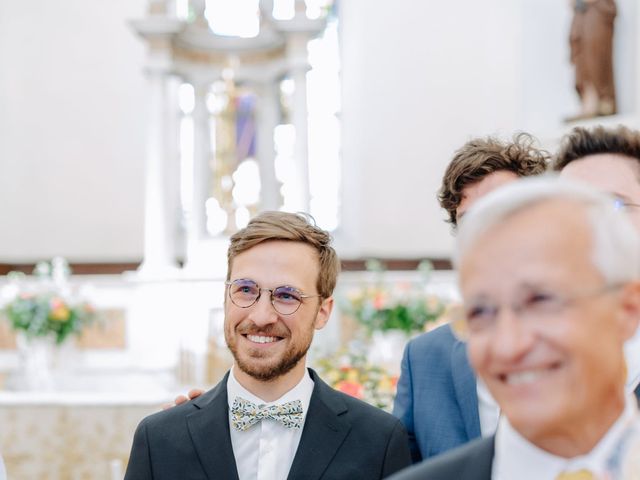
[451,339,482,440]
[461,437,494,480]
[187,373,240,480]
[287,369,351,480]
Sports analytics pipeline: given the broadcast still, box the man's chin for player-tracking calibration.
[234,354,303,382]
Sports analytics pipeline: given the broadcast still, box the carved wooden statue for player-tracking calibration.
[569,0,617,119]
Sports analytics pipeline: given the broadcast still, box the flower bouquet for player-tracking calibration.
[3,259,95,344]
[341,260,447,335]
[5,293,95,345]
[2,259,96,390]
[315,349,398,411]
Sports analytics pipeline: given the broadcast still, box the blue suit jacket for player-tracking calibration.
[393,324,480,462]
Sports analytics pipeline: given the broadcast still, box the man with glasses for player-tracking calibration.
[555,125,640,400]
[124,211,411,480]
[394,134,549,462]
[391,177,640,479]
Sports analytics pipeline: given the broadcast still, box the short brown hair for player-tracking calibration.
[553,125,640,170]
[227,211,340,299]
[439,133,548,226]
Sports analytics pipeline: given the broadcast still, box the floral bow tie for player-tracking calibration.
[231,396,304,431]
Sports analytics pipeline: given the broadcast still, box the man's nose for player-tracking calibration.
[489,307,535,362]
[248,292,279,326]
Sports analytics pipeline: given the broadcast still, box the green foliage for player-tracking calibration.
[5,294,95,345]
[341,259,447,335]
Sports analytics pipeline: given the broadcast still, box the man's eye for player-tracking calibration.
[524,292,557,309]
[466,305,494,322]
[234,282,258,295]
[274,289,301,303]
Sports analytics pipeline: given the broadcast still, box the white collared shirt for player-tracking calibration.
[624,325,640,394]
[227,367,314,480]
[476,379,500,437]
[492,396,639,480]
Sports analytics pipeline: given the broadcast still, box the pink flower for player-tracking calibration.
[335,381,364,399]
[373,292,387,310]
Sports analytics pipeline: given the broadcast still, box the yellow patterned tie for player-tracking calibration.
[555,470,595,480]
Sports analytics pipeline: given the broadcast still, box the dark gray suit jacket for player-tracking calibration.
[124,368,411,480]
[387,436,494,480]
[390,388,640,480]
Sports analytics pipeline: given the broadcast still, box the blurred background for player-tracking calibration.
[0,0,638,478]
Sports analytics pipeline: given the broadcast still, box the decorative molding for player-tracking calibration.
[340,258,453,271]
[0,263,141,275]
[0,258,453,275]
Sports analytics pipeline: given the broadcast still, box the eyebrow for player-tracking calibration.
[609,191,633,202]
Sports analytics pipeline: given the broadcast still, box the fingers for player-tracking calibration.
[187,388,205,400]
[159,389,206,411]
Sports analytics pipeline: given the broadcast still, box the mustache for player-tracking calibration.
[236,322,289,337]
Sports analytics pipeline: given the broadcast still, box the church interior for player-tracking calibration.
[1,0,639,478]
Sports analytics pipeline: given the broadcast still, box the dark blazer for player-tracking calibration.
[387,436,494,480]
[124,368,411,480]
[393,324,480,462]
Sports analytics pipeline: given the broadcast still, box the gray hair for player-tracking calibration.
[454,175,640,284]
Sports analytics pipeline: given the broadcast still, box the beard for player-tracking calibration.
[225,319,315,382]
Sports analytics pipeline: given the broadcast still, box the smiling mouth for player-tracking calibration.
[245,334,282,344]
[499,364,562,386]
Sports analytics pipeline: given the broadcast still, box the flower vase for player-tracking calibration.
[15,333,57,391]
[368,329,410,376]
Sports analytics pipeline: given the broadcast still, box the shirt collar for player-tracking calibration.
[494,396,639,479]
[624,325,640,392]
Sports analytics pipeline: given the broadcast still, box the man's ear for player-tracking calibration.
[314,296,334,331]
[618,281,640,341]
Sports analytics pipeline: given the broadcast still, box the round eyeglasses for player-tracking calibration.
[450,283,622,341]
[613,198,640,211]
[225,278,322,315]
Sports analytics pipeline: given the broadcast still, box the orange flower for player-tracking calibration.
[335,380,364,399]
[49,298,70,322]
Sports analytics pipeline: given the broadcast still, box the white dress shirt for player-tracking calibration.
[625,325,640,393]
[476,379,500,437]
[227,367,314,480]
[492,396,639,480]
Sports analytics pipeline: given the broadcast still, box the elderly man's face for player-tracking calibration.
[460,200,633,450]
[560,153,640,231]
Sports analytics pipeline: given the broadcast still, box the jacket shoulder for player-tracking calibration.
[390,436,494,480]
[311,369,404,431]
[407,324,457,353]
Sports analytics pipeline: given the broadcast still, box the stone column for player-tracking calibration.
[184,80,212,269]
[137,39,180,275]
[287,31,312,212]
[255,81,281,211]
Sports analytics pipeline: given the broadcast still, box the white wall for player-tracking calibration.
[337,0,637,258]
[0,0,148,262]
[338,0,522,257]
[0,0,636,262]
